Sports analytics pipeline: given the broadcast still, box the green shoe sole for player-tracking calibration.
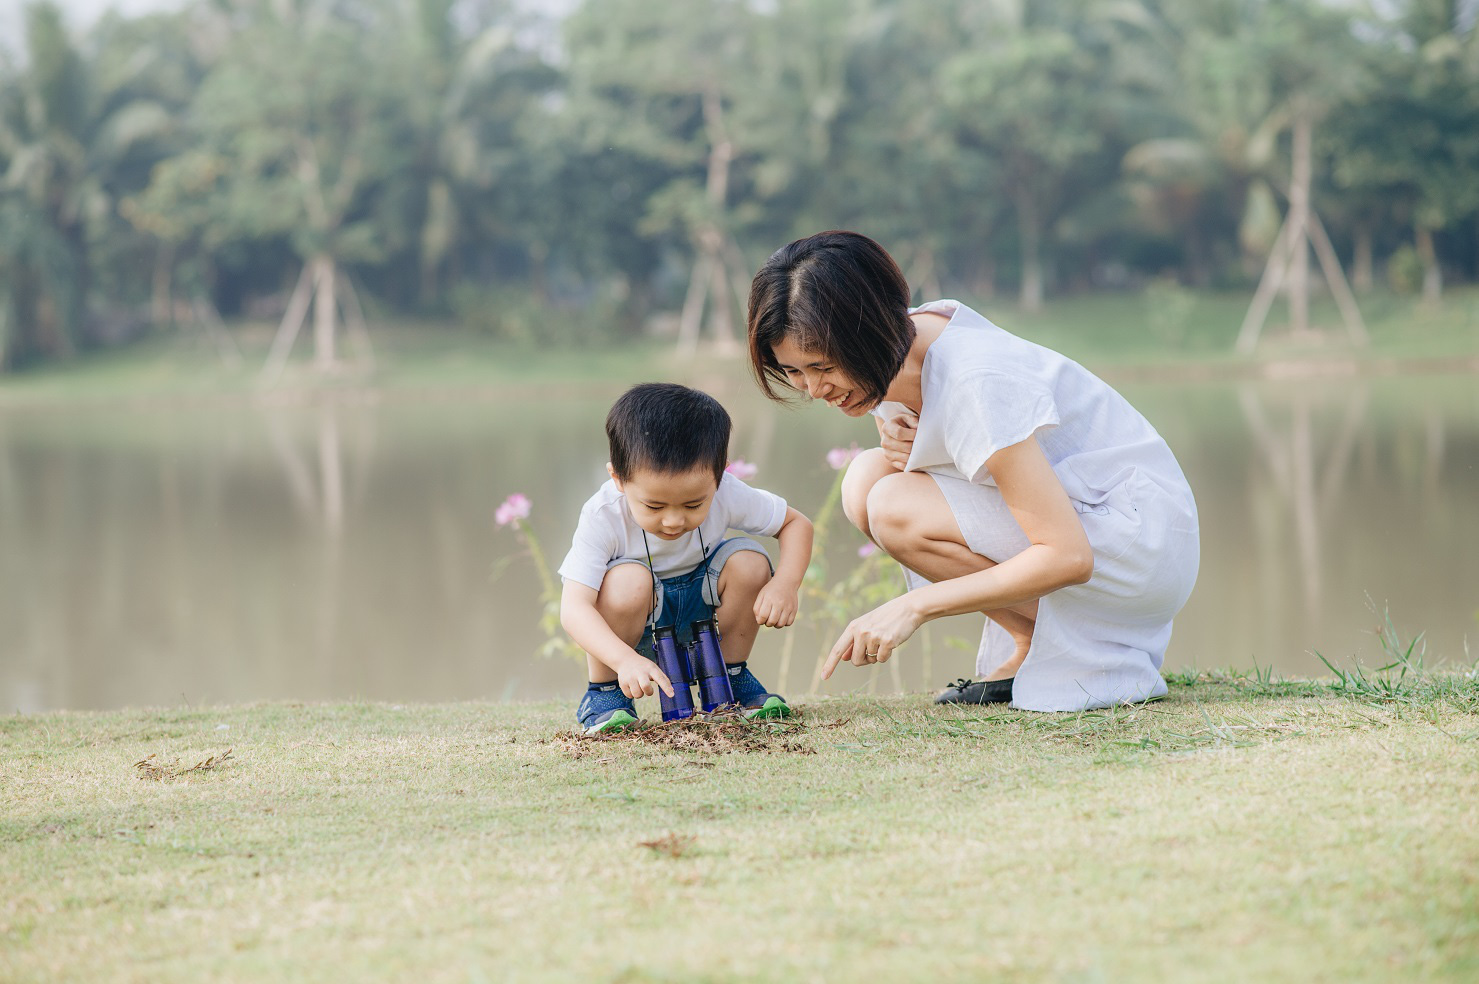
[583,708,638,735]
[743,696,792,720]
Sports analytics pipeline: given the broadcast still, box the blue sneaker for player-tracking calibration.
[577,684,638,735]
[726,664,792,720]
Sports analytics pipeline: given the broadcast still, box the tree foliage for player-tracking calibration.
[1,0,1476,370]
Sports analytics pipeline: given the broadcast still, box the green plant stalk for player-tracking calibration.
[507,518,585,663]
[514,517,559,604]
[808,468,847,555]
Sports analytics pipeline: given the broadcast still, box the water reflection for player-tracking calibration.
[2,372,1475,713]
[1237,382,1369,612]
[1164,373,1478,679]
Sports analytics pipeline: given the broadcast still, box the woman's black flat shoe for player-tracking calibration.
[934,677,1014,705]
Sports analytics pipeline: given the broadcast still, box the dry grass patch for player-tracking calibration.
[636,832,697,858]
[133,748,235,781]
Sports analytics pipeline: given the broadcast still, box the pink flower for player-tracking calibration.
[827,443,862,470]
[858,542,878,559]
[725,459,758,480]
[495,493,531,528]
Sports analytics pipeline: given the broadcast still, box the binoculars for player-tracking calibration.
[652,618,734,721]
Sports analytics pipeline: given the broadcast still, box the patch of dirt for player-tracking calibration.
[551,710,839,757]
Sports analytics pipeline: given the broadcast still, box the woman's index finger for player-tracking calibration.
[821,630,853,680]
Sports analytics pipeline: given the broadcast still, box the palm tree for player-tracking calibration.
[0,2,94,367]
[1122,0,1369,347]
[1327,0,1479,305]
[171,0,413,376]
[398,0,558,309]
[0,2,178,370]
[564,0,760,352]
[937,0,1136,312]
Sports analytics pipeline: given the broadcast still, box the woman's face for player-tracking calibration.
[770,337,871,416]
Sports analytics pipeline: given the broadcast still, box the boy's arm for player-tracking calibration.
[753,506,813,628]
[559,581,674,698]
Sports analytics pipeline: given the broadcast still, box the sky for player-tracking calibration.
[1,0,180,31]
[2,0,185,55]
[0,0,577,58]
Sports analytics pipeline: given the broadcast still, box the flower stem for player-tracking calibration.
[516,519,559,603]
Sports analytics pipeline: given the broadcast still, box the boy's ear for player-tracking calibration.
[606,462,621,489]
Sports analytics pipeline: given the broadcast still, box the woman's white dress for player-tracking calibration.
[875,300,1200,711]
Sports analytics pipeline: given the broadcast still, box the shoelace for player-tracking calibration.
[946,678,977,691]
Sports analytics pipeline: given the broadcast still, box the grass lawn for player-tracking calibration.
[4,670,1477,983]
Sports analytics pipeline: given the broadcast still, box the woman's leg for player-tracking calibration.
[589,562,656,683]
[866,471,1038,679]
[841,448,897,541]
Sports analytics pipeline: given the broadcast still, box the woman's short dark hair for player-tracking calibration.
[747,230,915,408]
[606,383,731,483]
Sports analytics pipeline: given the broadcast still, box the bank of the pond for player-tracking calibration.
[2,286,1477,408]
[4,672,1477,983]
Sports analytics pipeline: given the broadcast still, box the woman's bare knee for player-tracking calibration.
[867,473,990,583]
[865,472,925,552]
[841,447,895,538]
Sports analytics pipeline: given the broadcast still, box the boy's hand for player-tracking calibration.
[753,580,799,628]
[617,656,674,701]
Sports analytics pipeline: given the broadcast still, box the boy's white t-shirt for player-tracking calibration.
[557,473,787,591]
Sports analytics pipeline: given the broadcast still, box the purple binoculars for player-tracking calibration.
[651,619,735,721]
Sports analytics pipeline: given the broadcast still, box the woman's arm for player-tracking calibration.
[821,435,1092,676]
[911,436,1092,619]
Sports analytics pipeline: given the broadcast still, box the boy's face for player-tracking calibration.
[610,464,720,540]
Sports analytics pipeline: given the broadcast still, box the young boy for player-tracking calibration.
[558,383,814,734]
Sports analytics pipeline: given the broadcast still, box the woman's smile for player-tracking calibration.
[770,337,869,415]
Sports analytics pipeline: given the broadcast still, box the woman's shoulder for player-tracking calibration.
[924,308,1049,386]
[928,302,1092,380]
[909,298,961,319]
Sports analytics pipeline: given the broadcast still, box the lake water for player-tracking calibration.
[3,368,1476,713]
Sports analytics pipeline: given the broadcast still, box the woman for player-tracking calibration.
[747,231,1199,711]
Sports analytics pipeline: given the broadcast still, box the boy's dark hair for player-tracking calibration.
[748,230,915,409]
[607,383,731,483]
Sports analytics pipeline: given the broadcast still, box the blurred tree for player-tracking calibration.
[98,7,216,325]
[176,0,416,375]
[392,0,558,308]
[563,0,761,352]
[0,1,176,369]
[1122,0,1369,346]
[1327,0,1479,304]
[1122,0,1315,295]
[5,0,1479,367]
[1230,0,1370,349]
[748,0,976,298]
[936,0,1133,312]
